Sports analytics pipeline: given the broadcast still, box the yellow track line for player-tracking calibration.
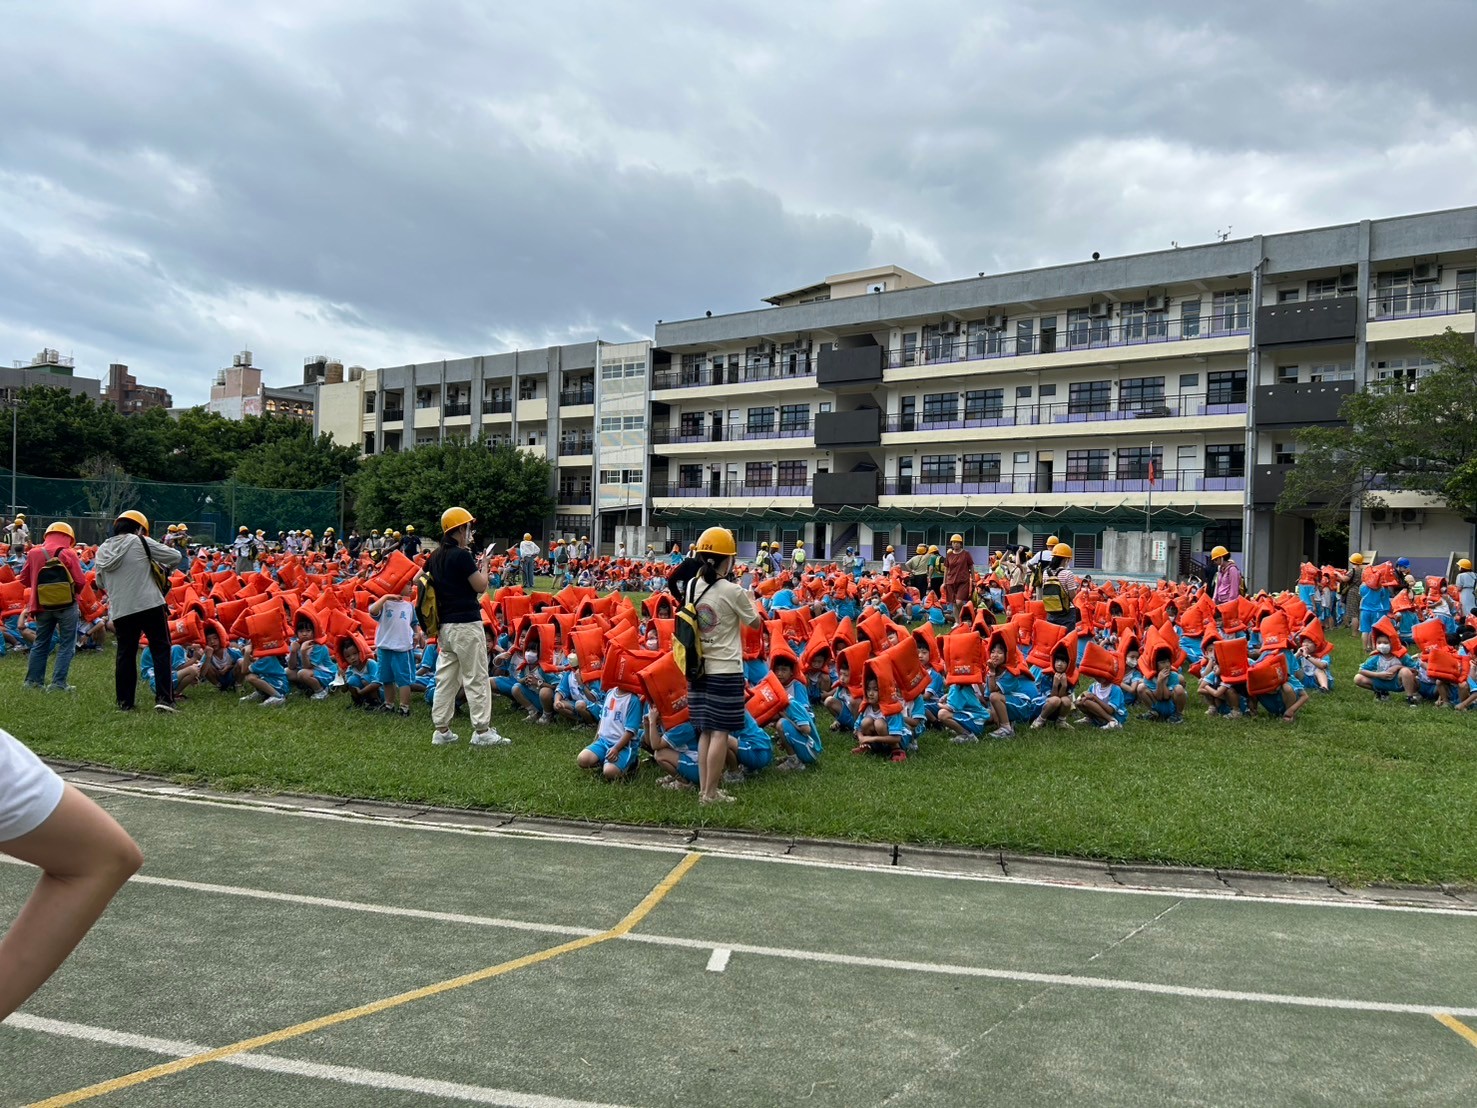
[27,851,701,1108]
[1435,1012,1477,1052]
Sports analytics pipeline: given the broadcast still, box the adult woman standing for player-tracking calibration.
[94,510,182,713]
[429,506,504,748]
[686,527,760,805]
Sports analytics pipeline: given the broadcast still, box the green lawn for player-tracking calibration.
[4,627,1476,886]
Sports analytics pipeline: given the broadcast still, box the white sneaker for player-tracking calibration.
[239,691,263,703]
[471,729,510,746]
[432,730,460,745]
[311,688,330,701]
[262,696,286,708]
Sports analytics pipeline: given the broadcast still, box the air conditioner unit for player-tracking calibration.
[938,320,959,335]
[1413,262,1439,283]
[1088,302,1112,319]
[1399,508,1425,526]
[1144,294,1167,312]
[761,341,776,355]
[1369,508,1389,524]
[1338,272,1357,292]
[984,313,1007,330]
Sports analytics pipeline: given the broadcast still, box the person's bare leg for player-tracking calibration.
[0,786,143,1020]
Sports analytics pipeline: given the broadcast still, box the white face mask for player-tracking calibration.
[524,650,539,664]
[1376,642,1391,655]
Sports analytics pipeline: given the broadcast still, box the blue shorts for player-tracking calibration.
[1359,611,1379,634]
[1370,675,1403,694]
[1148,699,1178,718]
[377,648,414,687]
[1257,692,1288,717]
[947,708,986,735]
[584,737,639,774]
[736,743,773,771]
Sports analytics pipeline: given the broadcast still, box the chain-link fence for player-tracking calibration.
[1,469,342,545]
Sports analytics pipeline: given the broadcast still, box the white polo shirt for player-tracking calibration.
[0,729,65,842]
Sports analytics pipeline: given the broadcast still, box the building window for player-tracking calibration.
[1179,373,1200,389]
[745,462,773,488]
[901,332,918,366]
[1066,449,1109,482]
[415,389,436,409]
[519,377,538,400]
[1118,376,1165,413]
[1211,289,1250,333]
[969,320,1002,357]
[1371,357,1435,391]
[1120,300,1146,340]
[1015,318,1034,355]
[1066,307,1108,348]
[922,393,959,424]
[1310,363,1354,382]
[962,453,1001,482]
[746,407,775,435]
[1015,385,1032,399]
[1181,298,1202,338]
[779,404,809,432]
[1206,370,1247,405]
[1277,364,1300,384]
[680,412,704,437]
[678,464,702,489]
[964,389,1003,421]
[778,460,807,487]
[1306,277,1339,300]
[920,454,956,483]
[1068,381,1111,415]
[680,353,704,384]
[1274,442,1296,464]
[1116,446,1163,480]
[363,393,376,414]
[1277,287,1301,303]
[1202,520,1243,554]
[1039,383,1057,398]
[1458,269,1476,312]
[923,323,956,362]
[1205,444,1245,478]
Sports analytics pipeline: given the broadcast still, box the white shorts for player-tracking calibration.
[0,729,65,842]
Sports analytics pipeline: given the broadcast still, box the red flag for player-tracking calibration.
[1148,458,1157,485]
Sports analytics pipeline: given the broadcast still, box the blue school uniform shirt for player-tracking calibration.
[344,661,380,690]
[994,670,1046,718]
[1359,584,1390,616]
[142,644,190,688]
[1086,681,1128,725]
[781,678,818,731]
[304,643,338,683]
[767,588,797,612]
[249,654,289,696]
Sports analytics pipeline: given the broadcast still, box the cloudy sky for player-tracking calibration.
[4,0,1475,406]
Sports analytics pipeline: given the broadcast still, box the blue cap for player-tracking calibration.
[1396,557,1411,568]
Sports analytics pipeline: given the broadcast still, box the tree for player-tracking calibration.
[0,387,122,478]
[79,456,140,522]
[1279,329,1477,536]
[231,425,360,491]
[350,441,554,545]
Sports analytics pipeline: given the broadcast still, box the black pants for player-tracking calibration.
[114,604,174,709]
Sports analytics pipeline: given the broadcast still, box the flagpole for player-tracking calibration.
[1145,439,1153,535]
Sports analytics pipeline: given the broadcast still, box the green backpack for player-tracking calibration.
[414,569,439,639]
[672,579,714,680]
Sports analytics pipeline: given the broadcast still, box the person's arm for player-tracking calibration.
[145,536,183,569]
[368,595,388,618]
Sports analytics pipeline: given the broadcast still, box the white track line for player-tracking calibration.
[60,779,1477,917]
[4,1013,639,1108]
[3,856,1474,1020]
[705,948,731,973]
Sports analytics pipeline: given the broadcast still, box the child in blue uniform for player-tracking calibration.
[1354,634,1419,705]
[339,638,383,709]
[577,686,644,780]
[287,616,338,702]
[939,677,989,744]
[197,626,240,693]
[237,641,288,707]
[370,584,418,717]
[770,655,820,770]
[554,652,601,725]
[1139,649,1187,722]
[985,639,1044,739]
[852,675,910,762]
[1032,647,1076,730]
[733,711,775,772]
[1077,673,1128,729]
[823,656,856,732]
[143,643,196,701]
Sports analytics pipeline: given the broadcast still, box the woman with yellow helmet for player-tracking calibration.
[94,511,183,712]
[428,507,504,748]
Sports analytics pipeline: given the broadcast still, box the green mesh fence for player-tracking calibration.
[0,469,342,546]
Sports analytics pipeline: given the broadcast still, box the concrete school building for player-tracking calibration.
[647,206,1477,586]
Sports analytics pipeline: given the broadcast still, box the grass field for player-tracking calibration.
[3,626,1476,886]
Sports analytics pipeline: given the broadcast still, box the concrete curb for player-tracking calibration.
[44,759,1477,911]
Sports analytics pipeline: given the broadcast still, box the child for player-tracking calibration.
[143,643,198,702]
[554,652,600,726]
[370,584,417,717]
[236,641,288,707]
[339,637,383,709]
[1139,650,1187,723]
[1354,634,1419,706]
[1077,672,1127,729]
[852,675,909,762]
[287,616,338,701]
[983,639,1044,739]
[197,627,241,693]
[577,684,644,780]
[733,711,776,773]
[511,639,556,724]
[1033,647,1076,730]
[1294,638,1331,691]
[823,657,856,733]
[770,654,820,771]
[1252,671,1309,723]
[938,674,989,745]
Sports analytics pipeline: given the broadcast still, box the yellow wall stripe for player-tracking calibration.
[26,851,701,1108]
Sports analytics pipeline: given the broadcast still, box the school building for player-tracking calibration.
[314,340,654,550]
[647,206,1477,587]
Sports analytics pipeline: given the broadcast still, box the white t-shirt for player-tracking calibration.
[0,729,65,842]
[519,540,540,558]
[376,598,416,652]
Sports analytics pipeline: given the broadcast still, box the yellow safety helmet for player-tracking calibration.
[928,545,939,554]
[440,506,475,533]
[523,532,533,541]
[949,533,964,544]
[1052,542,1073,558]
[1348,552,1365,565]
[916,544,927,554]
[580,535,589,542]
[794,542,805,549]
[1210,545,1229,561]
[1458,558,1472,571]
[239,525,249,534]
[117,510,150,535]
[1046,535,1059,547]
[13,513,24,521]
[304,529,314,536]
[406,525,415,533]
[324,526,334,534]
[695,526,738,556]
[886,545,895,552]
[391,530,401,539]
[45,521,75,541]
[255,529,265,537]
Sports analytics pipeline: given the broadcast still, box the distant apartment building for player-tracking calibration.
[208,350,314,422]
[103,362,172,414]
[647,208,1477,586]
[2,348,102,403]
[314,340,653,551]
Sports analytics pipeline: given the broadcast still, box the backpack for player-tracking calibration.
[1040,574,1069,615]
[414,568,439,639]
[34,554,77,610]
[672,578,714,680]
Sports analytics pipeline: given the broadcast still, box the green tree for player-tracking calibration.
[231,425,360,490]
[351,441,553,544]
[1279,329,1477,535]
[0,387,122,478]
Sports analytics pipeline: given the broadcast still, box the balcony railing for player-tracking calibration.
[889,316,1246,370]
[652,480,812,498]
[882,469,1243,497]
[652,357,815,391]
[882,393,1245,433]
[559,386,595,406]
[1369,287,1475,320]
[443,402,472,418]
[650,421,812,445]
[482,398,512,415]
[559,438,594,456]
[382,407,404,423]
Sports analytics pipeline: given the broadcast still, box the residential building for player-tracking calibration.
[314,340,652,550]
[2,348,101,403]
[648,206,1477,586]
[208,350,315,423]
[103,362,173,414]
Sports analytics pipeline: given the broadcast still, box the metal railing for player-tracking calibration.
[882,468,1242,497]
[1368,287,1475,320]
[558,437,594,456]
[443,402,472,418]
[891,316,1247,370]
[482,398,512,414]
[559,387,595,406]
[652,480,812,498]
[883,393,1245,433]
[650,420,813,445]
[652,357,815,391]
[382,408,404,423]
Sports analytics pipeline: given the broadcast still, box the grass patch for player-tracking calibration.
[5,627,1476,886]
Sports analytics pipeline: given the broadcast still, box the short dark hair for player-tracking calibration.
[113,517,143,537]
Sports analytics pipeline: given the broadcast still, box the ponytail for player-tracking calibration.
[698,552,722,586]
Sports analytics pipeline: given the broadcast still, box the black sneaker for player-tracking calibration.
[1375,691,1390,701]
[397,706,411,718]
[1406,695,1420,707]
